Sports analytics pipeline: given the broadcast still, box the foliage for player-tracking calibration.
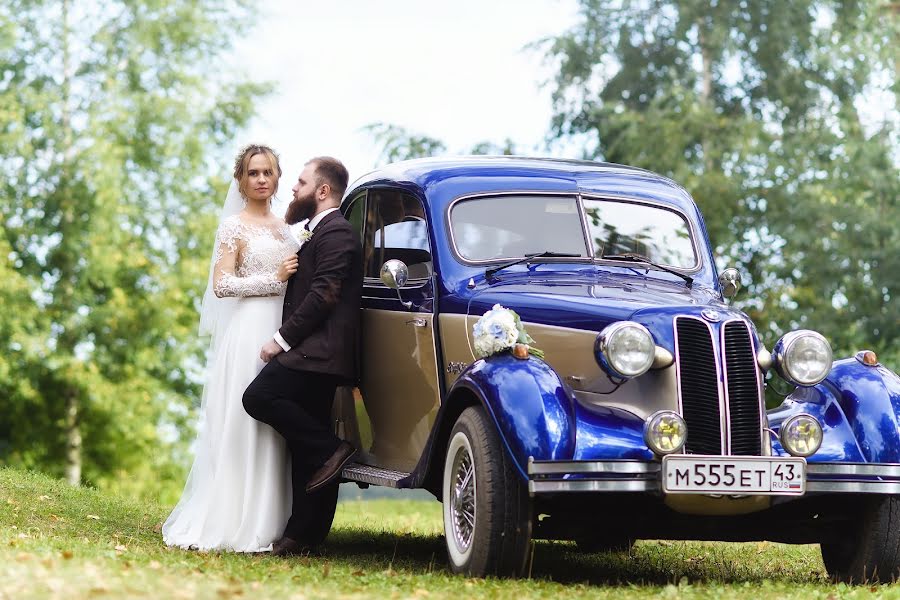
[0,0,269,495]
[538,0,900,366]
[364,122,517,165]
[6,466,896,599]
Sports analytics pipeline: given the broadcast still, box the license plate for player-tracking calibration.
[662,455,806,495]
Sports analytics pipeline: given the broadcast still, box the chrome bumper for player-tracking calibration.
[527,458,900,496]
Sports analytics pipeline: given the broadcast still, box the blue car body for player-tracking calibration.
[337,156,900,553]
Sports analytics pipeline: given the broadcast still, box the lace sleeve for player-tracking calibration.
[212,218,286,298]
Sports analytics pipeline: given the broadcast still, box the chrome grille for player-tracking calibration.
[723,321,762,455]
[675,317,722,454]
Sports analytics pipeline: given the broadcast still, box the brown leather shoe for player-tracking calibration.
[271,536,311,557]
[306,441,356,494]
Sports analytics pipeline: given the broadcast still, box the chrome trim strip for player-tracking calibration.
[528,459,660,476]
[806,481,900,494]
[807,463,900,477]
[574,193,594,258]
[529,480,658,495]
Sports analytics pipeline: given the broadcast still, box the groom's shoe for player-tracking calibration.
[271,536,311,557]
[306,441,356,494]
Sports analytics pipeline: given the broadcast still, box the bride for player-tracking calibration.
[163,145,299,552]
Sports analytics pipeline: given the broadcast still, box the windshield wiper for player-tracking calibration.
[485,251,581,281]
[601,253,693,287]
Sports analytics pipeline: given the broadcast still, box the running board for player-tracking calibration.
[341,462,412,488]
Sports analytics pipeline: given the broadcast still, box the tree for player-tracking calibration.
[364,122,517,164]
[0,0,268,496]
[539,0,899,365]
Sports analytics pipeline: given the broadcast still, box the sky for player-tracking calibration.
[229,0,580,196]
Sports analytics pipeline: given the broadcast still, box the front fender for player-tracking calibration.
[450,355,577,477]
[768,358,900,463]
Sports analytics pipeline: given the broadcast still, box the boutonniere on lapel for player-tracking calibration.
[298,229,313,244]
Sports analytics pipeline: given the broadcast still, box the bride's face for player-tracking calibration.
[244,154,277,203]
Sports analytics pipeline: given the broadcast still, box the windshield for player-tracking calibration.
[582,198,696,269]
[449,194,697,269]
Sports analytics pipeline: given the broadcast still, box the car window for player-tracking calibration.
[344,192,366,241]
[450,195,587,261]
[364,189,432,281]
[582,198,696,269]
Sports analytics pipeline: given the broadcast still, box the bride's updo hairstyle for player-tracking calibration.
[233,144,282,200]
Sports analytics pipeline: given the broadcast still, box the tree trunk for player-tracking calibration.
[64,390,82,486]
[60,0,81,487]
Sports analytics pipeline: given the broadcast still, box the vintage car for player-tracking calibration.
[329,156,900,582]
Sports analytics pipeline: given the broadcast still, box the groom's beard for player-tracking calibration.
[285,192,317,225]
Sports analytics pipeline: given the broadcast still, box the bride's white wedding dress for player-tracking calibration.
[163,215,299,552]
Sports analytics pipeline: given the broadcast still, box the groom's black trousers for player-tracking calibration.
[243,359,342,542]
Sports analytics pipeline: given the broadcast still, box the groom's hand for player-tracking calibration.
[260,339,284,363]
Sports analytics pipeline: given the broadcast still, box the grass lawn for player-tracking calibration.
[2,467,898,599]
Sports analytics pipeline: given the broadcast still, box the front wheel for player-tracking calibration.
[442,406,532,577]
[821,495,900,583]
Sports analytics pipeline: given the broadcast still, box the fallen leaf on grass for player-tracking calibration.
[86,515,100,521]
[153,523,163,533]
[114,544,127,553]
[62,551,73,560]
[49,514,60,521]
[16,552,33,562]
[17,533,30,539]
[38,495,51,501]
[352,570,365,576]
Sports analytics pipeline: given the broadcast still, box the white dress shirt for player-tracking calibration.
[273,207,341,352]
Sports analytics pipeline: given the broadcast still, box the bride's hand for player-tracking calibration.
[276,255,299,281]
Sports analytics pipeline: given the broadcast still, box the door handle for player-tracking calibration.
[405,318,427,327]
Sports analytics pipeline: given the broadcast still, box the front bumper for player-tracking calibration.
[527,457,900,496]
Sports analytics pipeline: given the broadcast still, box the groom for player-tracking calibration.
[243,156,362,556]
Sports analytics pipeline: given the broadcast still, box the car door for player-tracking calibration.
[346,187,442,473]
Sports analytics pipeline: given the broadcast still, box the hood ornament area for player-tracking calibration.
[701,308,722,323]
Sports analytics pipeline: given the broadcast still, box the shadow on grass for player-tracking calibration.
[319,529,828,586]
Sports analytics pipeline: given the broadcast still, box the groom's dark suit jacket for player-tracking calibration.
[276,210,362,383]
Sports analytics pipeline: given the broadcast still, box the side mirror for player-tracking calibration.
[380,259,411,308]
[719,267,742,299]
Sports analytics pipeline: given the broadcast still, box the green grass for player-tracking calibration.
[2,467,899,599]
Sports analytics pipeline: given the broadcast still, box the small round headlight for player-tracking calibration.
[772,330,833,386]
[595,322,655,379]
[779,413,823,457]
[644,411,687,455]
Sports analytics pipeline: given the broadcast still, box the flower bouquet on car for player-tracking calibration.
[472,304,544,360]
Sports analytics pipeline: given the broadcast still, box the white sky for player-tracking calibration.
[229,0,579,195]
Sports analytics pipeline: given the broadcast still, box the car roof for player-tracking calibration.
[344,156,696,212]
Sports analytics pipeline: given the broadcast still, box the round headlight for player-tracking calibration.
[595,322,655,379]
[644,411,687,455]
[779,413,823,457]
[772,330,833,386]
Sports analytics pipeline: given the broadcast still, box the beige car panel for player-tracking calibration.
[348,307,441,473]
[439,314,678,417]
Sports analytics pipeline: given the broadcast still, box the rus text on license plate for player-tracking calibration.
[662,455,806,495]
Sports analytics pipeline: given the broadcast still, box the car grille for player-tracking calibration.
[723,321,762,455]
[676,317,763,456]
[675,317,722,454]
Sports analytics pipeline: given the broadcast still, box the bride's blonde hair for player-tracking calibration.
[233,144,282,200]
